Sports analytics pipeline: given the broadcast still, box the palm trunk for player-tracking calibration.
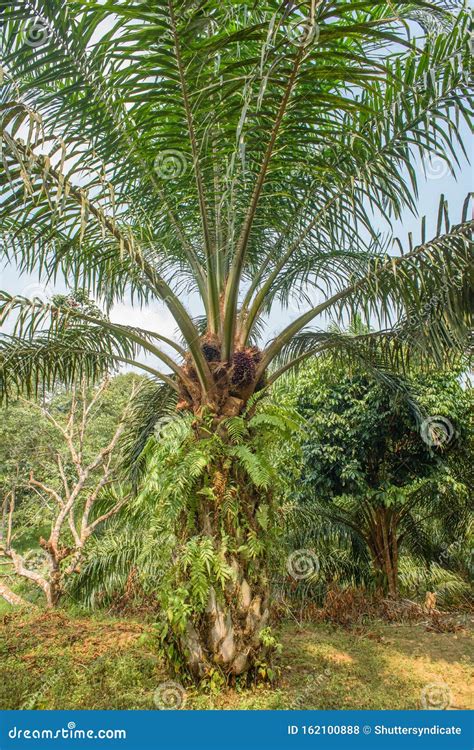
[367,509,399,597]
[181,558,271,679]
[161,457,276,681]
[157,340,279,680]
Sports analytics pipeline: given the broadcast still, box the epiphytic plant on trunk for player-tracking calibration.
[128,397,297,680]
[0,1,472,675]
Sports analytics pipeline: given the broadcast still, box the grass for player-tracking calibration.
[0,608,472,711]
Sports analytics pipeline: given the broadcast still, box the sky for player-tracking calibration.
[1,8,472,368]
[2,131,471,348]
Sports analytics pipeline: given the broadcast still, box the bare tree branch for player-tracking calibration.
[2,379,137,606]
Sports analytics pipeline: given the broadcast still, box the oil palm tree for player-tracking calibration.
[0,1,472,678]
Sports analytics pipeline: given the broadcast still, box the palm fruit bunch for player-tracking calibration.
[200,333,221,363]
[201,342,221,362]
[230,347,261,388]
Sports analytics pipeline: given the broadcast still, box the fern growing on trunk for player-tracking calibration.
[130,399,297,680]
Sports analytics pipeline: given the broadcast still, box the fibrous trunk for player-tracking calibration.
[160,336,276,680]
[161,462,276,682]
[181,558,271,680]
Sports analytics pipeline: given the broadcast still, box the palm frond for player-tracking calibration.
[121,379,177,488]
[0,0,472,406]
[261,200,473,377]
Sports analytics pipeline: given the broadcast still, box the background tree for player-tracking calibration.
[0,1,472,676]
[0,374,141,607]
[280,361,472,597]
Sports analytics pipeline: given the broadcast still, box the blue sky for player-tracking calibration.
[2,123,471,347]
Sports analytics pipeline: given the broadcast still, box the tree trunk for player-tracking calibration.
[367,509,399,597]
[160,458,276,682]
[181,560,271,680]
[157,342,278,680]
[0,580,32,608]
[47,572,63,608]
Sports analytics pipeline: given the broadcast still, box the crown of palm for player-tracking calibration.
[0,0,472,408]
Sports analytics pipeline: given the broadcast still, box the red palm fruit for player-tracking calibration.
[231,350,256,387]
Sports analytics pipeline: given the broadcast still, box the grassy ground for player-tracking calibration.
[0,609,472,710]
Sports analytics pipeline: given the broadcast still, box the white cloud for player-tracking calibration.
[110,301,177,340]
[110,302,179,374]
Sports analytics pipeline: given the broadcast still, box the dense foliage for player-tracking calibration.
[277,362,473,599]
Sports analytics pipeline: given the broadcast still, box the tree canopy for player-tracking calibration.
[278,359,473,594]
